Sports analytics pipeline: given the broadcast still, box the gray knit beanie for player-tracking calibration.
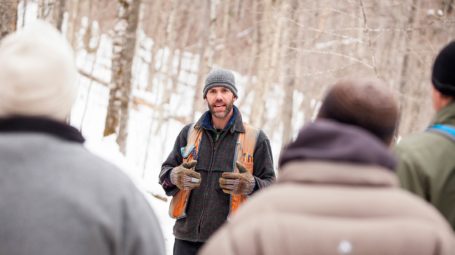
[203,68,237,98]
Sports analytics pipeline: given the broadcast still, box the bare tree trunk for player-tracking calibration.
[192,40,208,119]
[37,0,45,18]
[207,0,217,69]
[398,0,418,135]
[153,0,181,133]
[66,0,84,49]
[250,0,279,128]
[404,1,432,134]
[238,1,258,110]
[259,1,283,129]
[38,0,66,31]
[218,0,231,67]
[300,0,322,125]
[103,0,141,154]
[145,43,158,92]
[191,0,212,119]
[249,0,268,127]
[82,0,99,53]
[145,0,166,92]
[21,0,27,27]
[65,0,77,42]
[0,0,18,39]
[55,0,65,30]
[281,0,299,145]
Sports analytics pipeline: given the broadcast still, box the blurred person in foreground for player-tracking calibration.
[159,68,275,255]
[0,21,165,255]
[201,77,455,255]
[395,41,455,231]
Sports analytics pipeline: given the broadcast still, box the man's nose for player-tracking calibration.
[215,92,223,100]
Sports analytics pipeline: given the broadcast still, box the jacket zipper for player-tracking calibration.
[197,130,218,238]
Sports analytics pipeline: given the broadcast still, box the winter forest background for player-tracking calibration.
[1,0,455,253]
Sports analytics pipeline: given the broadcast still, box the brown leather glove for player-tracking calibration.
[170,160,201,191]
[219,162,255,195]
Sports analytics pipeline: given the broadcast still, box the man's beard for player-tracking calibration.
[208,100,234,119]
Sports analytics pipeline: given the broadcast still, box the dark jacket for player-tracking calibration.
[395,102,455,231]
[201,120,455,255]
[159,106,275,242]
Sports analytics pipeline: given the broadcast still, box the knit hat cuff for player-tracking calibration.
[203,83,238,98]
[432,77,455,97]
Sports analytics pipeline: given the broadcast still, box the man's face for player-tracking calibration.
[205,86,237,120]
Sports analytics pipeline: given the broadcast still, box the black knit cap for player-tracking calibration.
[432,41,455,97]
[203,68,238,98]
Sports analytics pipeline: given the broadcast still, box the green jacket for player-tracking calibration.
[395,102,455,231]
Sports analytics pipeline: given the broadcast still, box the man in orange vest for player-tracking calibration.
[159,68,276,255]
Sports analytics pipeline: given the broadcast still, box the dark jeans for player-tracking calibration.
[173,239,205,255]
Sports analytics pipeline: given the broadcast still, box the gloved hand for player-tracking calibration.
[219,162,255,195]
[170,160,201,191]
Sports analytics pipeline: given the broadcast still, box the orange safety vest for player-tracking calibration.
[169,123,259,219]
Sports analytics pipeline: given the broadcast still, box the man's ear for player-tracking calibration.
[432,86,454,111]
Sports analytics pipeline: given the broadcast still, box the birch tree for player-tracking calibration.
[0,0,18,39]
[65,0,82,48]
[103,0,141,154]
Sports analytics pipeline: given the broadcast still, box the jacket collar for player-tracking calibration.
[279,161,398,187]
[0,116,85,143]
[431,101,455,127]
[279,120,397,170]
[195,105,245,133]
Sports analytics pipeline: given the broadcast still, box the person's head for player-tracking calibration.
[203,68,237,120]
[0,20,78,122]
[317,77,399,145]
[431,41,455,111]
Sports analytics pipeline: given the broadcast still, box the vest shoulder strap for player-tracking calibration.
[230,123,260,214]
[184,122,260,171]
[235,123,260,173]
[181,123,202,161]
[169,123,202,219]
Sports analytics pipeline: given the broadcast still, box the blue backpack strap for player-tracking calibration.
[428,124,455,142]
